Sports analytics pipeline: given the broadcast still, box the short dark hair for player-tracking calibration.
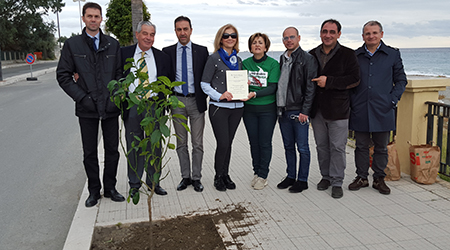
[321,19,341,32]
[283,26,299,37]
[174,16,192,29]
[248,33,271,52]
[363,20,383,33]
[82,2,102,16]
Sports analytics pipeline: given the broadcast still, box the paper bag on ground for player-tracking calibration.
[409,144,440,184]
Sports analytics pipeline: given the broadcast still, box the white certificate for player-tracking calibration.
[226,70,248,100]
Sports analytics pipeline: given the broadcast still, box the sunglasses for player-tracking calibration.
[222,33,237,39]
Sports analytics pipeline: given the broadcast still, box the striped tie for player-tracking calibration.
[139,51,150,98]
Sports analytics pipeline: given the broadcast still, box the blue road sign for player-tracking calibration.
[26,54,35,64]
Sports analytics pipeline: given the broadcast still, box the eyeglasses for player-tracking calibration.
[222,33,237,39]
[282,35,296,42]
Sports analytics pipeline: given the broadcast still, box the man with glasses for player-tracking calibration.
[276,27,317,193]
[309,19,360,199]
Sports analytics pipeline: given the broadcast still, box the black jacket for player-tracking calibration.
[162,43,209,113]
[279,47,317,115]
[309,43,360,120]
[57,28,122,120]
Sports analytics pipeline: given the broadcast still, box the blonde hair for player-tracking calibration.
[213,24,239,53]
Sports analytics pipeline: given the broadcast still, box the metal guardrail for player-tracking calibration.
[1,51,26,61]
[425,101,450,177]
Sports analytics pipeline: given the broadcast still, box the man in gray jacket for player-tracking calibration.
[57,2,124,207]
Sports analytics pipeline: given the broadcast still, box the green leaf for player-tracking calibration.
[153,172,161,185]
[151,130,162,145]
[172,113,187,121]
[168,143,176,150]
[160,124,170,137]
[181,122,191,133]
[132,191,140,205]
[129,93,140,105]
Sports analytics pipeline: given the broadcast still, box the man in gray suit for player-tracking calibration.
[163,16,209,192]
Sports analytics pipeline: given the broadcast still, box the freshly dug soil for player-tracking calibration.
[90,204,254,250]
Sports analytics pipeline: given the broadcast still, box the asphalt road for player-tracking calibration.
[0,71,86,250]
[1,61,58,79]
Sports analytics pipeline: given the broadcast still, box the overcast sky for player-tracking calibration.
[47,0,450,52]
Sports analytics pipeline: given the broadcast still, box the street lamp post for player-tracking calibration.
[73,0,86,33]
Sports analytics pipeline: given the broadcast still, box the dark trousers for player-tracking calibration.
[278,110,311,182]
[209,105,243,177]
[78,116,119,195]
[243,109,277,179]
[354,131,390,179]
[124,105,161,189]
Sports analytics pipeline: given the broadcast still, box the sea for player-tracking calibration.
[237,47,450,77]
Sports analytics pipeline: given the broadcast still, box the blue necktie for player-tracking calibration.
[92,37,97,51]
[181,46,188,96]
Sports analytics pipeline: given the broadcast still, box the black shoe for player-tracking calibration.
[373,177,391,195]
[222,175,236,190]
[331,186,343,199]
[104,189,125,202]
[130,188,139,198]
[192,180,204,192]
[214,175,226,191]
[152,185,168,196]
[177,178,192,191]
[85,193,101,207]
[277,177,296,189]
[317,179,331,191]
[348,176,369,191]
[289,180,308,193]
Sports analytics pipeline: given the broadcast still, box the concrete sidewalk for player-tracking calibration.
[64,115,450,250]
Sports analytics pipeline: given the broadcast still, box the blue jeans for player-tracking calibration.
[243,109,277,179]
[278,110,310,182]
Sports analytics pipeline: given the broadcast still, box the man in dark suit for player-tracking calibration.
[162,16,209,192]
[121,21,171,197]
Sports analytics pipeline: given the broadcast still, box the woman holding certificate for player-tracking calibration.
[242,33,280,190]
[201,24,244,191]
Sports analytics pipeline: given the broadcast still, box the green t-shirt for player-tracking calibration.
[242,55,280,106]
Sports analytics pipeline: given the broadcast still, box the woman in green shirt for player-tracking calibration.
[242,33,280,190]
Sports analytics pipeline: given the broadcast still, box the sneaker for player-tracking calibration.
[251,174,258,187]
[348,176,369,191]
[289,180,308,193]
[222,175,236,190]
[331,186,343,199]
[373,177,391,195]
[253,177,268,190]
[277,176,296,189]
[317,179,331,191]
[214,175,226,191]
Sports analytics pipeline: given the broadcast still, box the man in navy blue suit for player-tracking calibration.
[121,21,172,197]
[163,16,209,192]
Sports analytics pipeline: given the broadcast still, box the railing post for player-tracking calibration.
[396,77,450,174]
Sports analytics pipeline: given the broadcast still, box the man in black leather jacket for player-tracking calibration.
[276,26,317,193]
[57,2,125,207]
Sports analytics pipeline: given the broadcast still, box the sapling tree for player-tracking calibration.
[108,58,188,248]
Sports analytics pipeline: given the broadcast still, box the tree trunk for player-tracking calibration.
[131,0,143,44]
[147,196,154,250]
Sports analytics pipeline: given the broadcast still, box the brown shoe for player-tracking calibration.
[373,177,391,195]
[348,176,369,191]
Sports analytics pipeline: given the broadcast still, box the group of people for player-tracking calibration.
[57,2,407,208]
